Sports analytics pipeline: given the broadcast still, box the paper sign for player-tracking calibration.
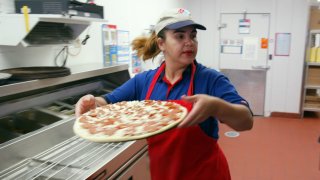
[220,39,243,54]
[242,37,258,60]
[239,19,251,34]
[275,33,291,56]
[261,38,268,49]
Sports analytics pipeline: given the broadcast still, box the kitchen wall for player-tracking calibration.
[0,0,311,116]
[0,0,182,68]
[180,0,309,116]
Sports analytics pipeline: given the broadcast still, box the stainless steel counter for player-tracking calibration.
[0,63,150,179]
[0,63,129,98]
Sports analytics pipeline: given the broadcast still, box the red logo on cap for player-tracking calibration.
[178,8,185,14]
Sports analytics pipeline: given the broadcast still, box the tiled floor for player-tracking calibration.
[218,116,320,180]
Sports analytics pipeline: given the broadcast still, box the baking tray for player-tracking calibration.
[0,67,71,81]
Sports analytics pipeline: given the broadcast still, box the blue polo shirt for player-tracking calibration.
[103,60,249,139]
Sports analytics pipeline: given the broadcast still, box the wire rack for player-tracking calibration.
[0,136,127,180]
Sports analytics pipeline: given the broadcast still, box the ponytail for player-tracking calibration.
[131,31,162,61]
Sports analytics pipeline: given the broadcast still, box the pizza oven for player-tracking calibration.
[0,63,151,179]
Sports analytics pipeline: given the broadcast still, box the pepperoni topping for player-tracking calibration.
[143,125,160,133]
[76,100,187,138]
[79,116,89,123]
[103,128,117,136]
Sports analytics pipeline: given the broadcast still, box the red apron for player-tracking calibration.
[146,62,231,180]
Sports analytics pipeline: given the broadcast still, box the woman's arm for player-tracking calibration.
[179,94,253,131]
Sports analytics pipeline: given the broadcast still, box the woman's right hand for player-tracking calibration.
[75,94,97,117]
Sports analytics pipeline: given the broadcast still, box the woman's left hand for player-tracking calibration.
[178,94,217,128]
[178,94,253,131]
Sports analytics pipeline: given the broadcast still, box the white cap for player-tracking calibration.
[154,8,206,35]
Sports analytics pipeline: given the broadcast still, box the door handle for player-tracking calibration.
[251,65,270,70]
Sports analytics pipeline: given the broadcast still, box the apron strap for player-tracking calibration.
[145,61,196,100]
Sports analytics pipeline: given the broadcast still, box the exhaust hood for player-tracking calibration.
[0,14,103,46]
[23,21,82,46]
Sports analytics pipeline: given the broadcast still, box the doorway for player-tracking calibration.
[219,13,270,116]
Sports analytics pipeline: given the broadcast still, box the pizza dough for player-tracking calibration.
[73,100,188,142]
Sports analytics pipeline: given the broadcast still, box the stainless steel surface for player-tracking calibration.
[0,73,11,85]
[108,148,151,180]
[0,80,104,117]
[0,63,128,97]
[251,65,271,70]
[0,109,62,143]
[0,118,75,171]
[0,63,150,179]
[0,127,147,179]
[221,69,266,116]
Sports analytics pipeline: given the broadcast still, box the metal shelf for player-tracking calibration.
[305,84,320,89]
[307,62,320,66]
[0,116,147,179]
[310,29,320,34]
[303,107,320,112]
[0,63,129,98]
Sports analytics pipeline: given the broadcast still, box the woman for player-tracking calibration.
[76,8,253,180]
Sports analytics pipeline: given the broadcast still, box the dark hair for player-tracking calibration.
[131,29,166,61]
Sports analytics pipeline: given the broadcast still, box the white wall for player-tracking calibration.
[0,0,311,115]
[181,0,309,115]
[0,0,182,68]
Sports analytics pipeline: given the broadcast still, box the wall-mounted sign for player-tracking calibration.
[102,24,118,64]
[220,39,243,54]
[239,19,251,34]
[274,33,291,56]
[117,30,130,62]
[242,37,258,60]
[261,38,268,49]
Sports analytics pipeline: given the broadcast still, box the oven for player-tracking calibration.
[0,63,151,179]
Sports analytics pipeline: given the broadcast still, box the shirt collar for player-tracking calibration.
[157,60,197,82]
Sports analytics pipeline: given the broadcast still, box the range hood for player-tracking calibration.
[0,14,103,46]
[23,21,85,46]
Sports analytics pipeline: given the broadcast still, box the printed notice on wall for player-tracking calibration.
[220,39,243,54]
[242,37,258,60]
[239,19,251,34]
[275,33,291,56]
[117,30,130,62]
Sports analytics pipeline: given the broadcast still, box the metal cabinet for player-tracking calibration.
[109,149,151,180]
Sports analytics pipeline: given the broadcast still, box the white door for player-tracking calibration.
[219,13,270,116]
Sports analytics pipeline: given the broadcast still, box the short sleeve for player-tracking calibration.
[103,77,137,103]
[102,70,153,103]
[212,75,252,111]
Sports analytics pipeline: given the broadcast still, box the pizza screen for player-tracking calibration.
[73,100,188,142]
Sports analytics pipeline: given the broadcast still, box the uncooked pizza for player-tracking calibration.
[73,100,188,142]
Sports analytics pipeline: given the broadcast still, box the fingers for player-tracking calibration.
[178,95,198,127]
[178,111,197,127]
[75,94,96,117]
[181,94,198,103]
[178,94,212,128]
[178,105,203,128]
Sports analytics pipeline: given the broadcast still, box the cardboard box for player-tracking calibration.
[309,6,320,30]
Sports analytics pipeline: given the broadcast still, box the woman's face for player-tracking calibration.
[158,26,198,66]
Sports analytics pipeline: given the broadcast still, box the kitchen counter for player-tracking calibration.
[0,63,129,98]
[0,63,150,179]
